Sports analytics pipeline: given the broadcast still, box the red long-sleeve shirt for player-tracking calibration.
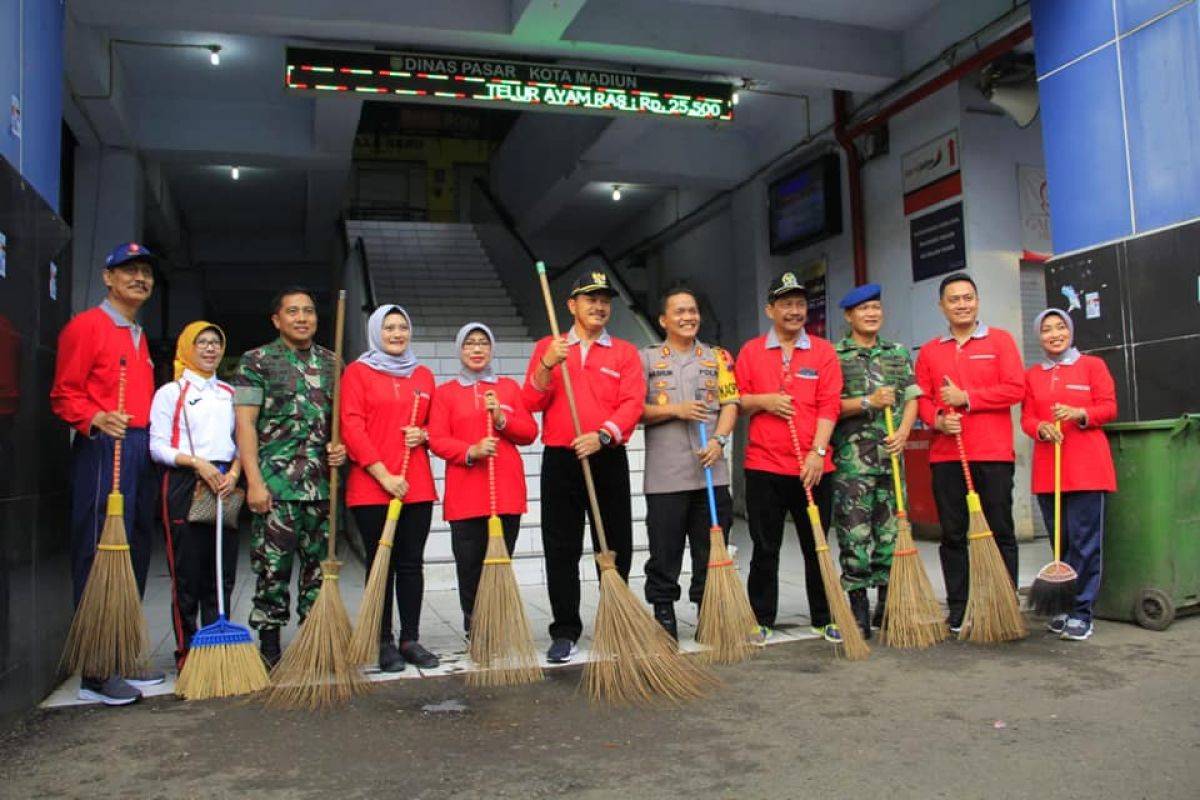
[340,361,438,507]
[735,331,842,476]
[428,378,538,520]
[50,305,155,434]
[522,331,645,447]
[915,324,1024,464]
[1021,356,1117,493]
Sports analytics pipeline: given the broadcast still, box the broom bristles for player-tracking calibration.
[347,535,395,666]
[961,502,1028,643]
[695,527,758,665]
[265,560,368,709]
[582,551,718,707]
[1028,560,1078,617]
[176,641,270,700]
[466,519,543,687]
[809,505,870,661]
[880,515,948,649]
[60,503,150,679]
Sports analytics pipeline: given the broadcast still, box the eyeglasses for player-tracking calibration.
[462,339,492,349]
[195,339,223,349]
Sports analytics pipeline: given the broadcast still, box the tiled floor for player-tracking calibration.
[42,520,1047,707]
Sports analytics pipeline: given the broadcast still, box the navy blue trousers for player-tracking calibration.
[1036,491,1105,623]
[70,429,156,605]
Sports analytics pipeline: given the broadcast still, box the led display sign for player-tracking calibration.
[285,47,734,122]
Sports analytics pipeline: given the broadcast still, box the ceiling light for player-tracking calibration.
[231,166,240,180]
[732,90,739,106]
[209,45,222,66]
[611,185,622,202]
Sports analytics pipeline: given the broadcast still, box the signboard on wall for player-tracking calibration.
[798,259,827,338]
[1018,164,1052,255]
[286,47,734,123]
[910,202,966,282]
[902,129,960,217]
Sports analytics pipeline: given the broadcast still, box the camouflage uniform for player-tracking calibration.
[233,338,337,629]
[830,336,923,591]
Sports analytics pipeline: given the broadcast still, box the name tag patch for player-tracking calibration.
[797,368,819,380]
[1066,384,1091,391]
[968,353,996,360]
[600,367,620,379]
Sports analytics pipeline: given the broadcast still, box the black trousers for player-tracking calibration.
[744,469,833,628]
[931,460,1017,621]
[450,514,521,617]
[644,486,733,606]
[540,446,633,642]
[69,430,156,604]
[160,466,238,664]
[352,501,433,643]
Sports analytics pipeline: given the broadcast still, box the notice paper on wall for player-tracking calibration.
[9,95,20,139]
[1085,291,1100,319]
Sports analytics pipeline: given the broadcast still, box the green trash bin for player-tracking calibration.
[1096,415,1200,630]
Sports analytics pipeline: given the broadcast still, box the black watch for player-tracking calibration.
[597,429,613,447]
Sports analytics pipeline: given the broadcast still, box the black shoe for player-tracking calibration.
[259,628,281,669]
[399,640,440,669]
[653,602,679,641]
[849,589,872,640]
[873,584,888,629]
[379,638,406,673]
[463,613,473,638]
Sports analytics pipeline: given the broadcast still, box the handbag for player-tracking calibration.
[181,394,245,529]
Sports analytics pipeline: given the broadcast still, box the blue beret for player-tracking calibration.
[839,282,882,310]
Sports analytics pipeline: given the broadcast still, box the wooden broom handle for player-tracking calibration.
[884,406,907,516]
[534,261,611,554]
[112,357,127,492]
[327,289,347,559]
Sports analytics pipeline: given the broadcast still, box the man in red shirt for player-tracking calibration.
[523,272,646,663]
[914,272,1025,633]
[735,272,843,643]
[50,242,164,705]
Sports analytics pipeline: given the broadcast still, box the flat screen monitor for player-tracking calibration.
[768,153,843,254]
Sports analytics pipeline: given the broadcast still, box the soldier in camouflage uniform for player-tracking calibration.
[233,287,347,666]
[831,283,922,640]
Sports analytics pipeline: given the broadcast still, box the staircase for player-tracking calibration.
[345,220,651,590]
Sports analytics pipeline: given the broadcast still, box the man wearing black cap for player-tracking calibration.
[523,271,646,663]
[50,242,166,705]
[734,272,843,642]
[831,283,922,639]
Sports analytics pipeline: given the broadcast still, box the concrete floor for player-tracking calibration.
[5,523,1199,798]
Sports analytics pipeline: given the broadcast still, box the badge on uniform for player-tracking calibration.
[655,361,669,370]
[797,368,819,379]
[654,380,669,389]
[656,392,669,405]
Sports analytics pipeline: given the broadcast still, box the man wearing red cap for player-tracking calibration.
[50,242,165,705]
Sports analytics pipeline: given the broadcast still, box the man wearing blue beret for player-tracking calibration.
[830,283,922,639]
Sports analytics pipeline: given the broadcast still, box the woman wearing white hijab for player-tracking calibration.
[341,305,439,670]
[1020,308,1117,641]
[428,322,538,634]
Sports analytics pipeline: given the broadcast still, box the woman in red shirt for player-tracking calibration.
[341,305,439,671]
[428,322,538,635]
[1021,308,1117,642]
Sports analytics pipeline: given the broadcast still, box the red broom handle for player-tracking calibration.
[112,357,127,492]
[784,413,819,508]
[953,432,976,494]
[399,391,424,480]
[486,410,497,518]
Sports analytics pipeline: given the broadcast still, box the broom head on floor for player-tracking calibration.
[265,559,368,709]
[467,515,543,687]
[695,526,758,665]
[1028,425,1076,617]
[61,489,150,680]
[880,512,948,649]
[582,550,718,707]
[176,616,270,700]
[807,501,871,661]
[347,497,402,666]
[961,493,1028,643]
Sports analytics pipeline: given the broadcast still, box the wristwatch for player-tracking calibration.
[812,446,828,457]
[711,433,730,447]
[860,396,872,412]
[597,429,613,447]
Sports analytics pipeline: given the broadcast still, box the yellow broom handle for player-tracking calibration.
[327,289,347,559]
[1054,420,1062,561]
[534,261,610,554]
[884,406,906,516]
